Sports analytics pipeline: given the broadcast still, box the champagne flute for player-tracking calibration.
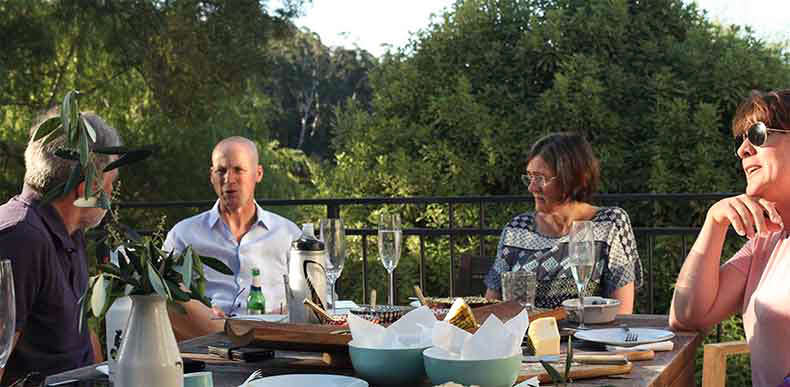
[569,221,595,330]
[378,213,402,305]
[320,218,346,314]
[0,260,15,367]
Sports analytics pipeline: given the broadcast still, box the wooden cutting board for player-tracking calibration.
[518,361,633,383]
[225,319,350,352]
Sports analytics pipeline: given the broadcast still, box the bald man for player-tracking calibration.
[163,136,301,340]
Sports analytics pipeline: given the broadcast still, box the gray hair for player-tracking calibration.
[212,136,260,165]
[24,111,123,195]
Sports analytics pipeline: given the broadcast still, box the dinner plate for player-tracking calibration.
[243,374,368,387]
[573,327,675,347]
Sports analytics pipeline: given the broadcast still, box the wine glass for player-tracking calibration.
[569,220,595,330]
[377,213,402,305]
[320,218,346,314]
[0,260,16,367]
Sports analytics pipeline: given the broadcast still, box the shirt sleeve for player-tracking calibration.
[0,223,49,331]
[721,238,755,276]
[602,208,643,294]
[484,227,512,292]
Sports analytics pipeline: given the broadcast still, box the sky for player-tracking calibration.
[283,0,790,57]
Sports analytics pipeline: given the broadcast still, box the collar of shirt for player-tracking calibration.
[17,184,80,252]
[207,200,271,233]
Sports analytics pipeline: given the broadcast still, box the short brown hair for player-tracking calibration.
[732,90,790,137]
[526,132,599,203]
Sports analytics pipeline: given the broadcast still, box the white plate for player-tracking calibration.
[574,328,675,347]
[244,374,368,387]
[230,314,288,323]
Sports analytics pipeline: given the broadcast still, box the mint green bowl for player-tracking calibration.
[422,347,521,387]
[348,340,429,385]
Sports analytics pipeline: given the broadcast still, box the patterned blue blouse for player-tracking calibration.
[484,207,643,309]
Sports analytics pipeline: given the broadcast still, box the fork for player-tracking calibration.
[241,369,263,386]
[621,324,638,342]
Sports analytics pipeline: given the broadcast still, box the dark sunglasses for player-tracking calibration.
[736,121,790,148]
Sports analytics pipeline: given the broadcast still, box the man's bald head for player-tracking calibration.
[212,136,259,165]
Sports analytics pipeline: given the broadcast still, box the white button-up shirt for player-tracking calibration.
[163,201,302,314]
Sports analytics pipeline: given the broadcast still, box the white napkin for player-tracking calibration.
[348,306,437,348]
[606,340,674,352]
[432,309,530,360]
[514,376,540,387]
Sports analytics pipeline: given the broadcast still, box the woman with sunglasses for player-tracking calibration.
[670,90,790,386]
[483,132,642,313]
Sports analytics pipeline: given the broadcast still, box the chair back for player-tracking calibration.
[454,254,496,296]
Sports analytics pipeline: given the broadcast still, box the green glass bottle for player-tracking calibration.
[247,267,266,315]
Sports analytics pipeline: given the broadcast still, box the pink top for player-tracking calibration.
[724,231,790,387]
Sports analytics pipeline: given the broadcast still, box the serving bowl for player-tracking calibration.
[348,340,428,385]
[349,305,414,325]
[422,347,521,387]
[562,296,620,324]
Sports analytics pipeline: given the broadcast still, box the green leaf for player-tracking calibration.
[84,162,95,199]
[165,279,192,302]
[200,256,233,275]
[189,281,212,308]
[73,196,99,208]
[102,147,156,172]
[32,117,62,142]
[146,261,171,299]
[40,182,66,205]
[79,126,89,168]
[119,223,142,242]
[61,92,73,139]
[97,190,112,210]
[81,114,97,143]
[78,275,99,334]
[91,274,108,318]
[63,163,82,197]
[99,263,122,277]
[54,149,80,161]
[175,246,194,289]
[540,360,565,385]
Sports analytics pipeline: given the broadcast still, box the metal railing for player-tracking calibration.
[112,192,741,317]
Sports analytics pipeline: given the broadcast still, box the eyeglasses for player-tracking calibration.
[521,173,557,187]
[736,121,790,149]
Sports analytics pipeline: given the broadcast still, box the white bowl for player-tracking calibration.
[562,296,620,324]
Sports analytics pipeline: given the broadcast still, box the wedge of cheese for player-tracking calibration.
[527,317,560,356]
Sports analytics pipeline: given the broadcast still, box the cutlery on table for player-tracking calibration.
[621,324,638,342]
[241,369,263,386]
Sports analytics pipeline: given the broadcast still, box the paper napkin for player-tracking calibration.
[432,308,530,360]
[348,305,437,348]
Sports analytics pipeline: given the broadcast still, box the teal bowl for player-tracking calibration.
[422,347,521,387]
[348,340,429,385]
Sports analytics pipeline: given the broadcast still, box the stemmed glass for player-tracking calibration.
[0,260,16,367]
[569,220,595,330]
[378,213,402,305]
[320,218,346,314]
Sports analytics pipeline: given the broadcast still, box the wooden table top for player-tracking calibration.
[44,313,701,387]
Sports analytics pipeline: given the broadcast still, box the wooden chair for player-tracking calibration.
[454,255,496,296]
[701,340,749,387]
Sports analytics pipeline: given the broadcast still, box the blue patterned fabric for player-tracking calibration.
[484,207,642,309]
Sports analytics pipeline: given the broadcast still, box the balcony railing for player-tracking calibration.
[111,192,742,319]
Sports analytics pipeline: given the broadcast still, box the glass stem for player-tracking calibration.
[388,271,395,305]
[578,289,585,329]
[329,278,336,314]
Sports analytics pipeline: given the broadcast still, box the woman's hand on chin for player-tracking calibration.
[708,194,784,239]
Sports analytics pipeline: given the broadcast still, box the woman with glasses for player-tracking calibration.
[670,90,790,386]
[483,132,642,313]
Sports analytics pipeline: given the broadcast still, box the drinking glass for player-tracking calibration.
[377,213,402,305]
[569,220,595,329]
[320,218,346,313]
[501,270,536,310]
[0,260,16,367]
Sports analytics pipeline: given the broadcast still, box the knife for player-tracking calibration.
[523,353,629,365]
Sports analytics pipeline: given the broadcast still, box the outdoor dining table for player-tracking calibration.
[44,313,701,387]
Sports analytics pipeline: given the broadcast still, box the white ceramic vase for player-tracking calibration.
[116,295,183,387]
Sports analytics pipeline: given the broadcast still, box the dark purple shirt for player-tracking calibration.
[0,185,94,385]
